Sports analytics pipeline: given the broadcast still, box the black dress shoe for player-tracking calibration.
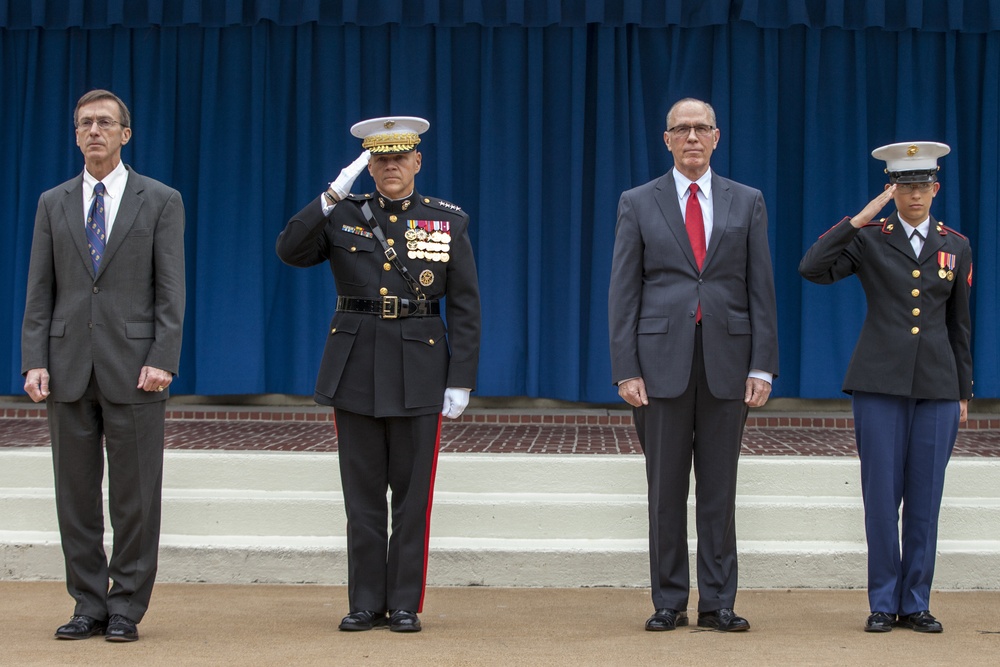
[865,611,895,633]
[55,615,107,640]
[645,608,689,631]
[895,610,943,633]
[388,610,422,633]
[697,608,750,632]
[338,610,387,631]
[105,614,139,642]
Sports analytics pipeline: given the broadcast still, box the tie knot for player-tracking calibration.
[689,183,699,196]
[911,230,923,241]
[94,182,105,196]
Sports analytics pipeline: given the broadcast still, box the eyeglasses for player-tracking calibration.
[75,117,122,131]
[895,182,935,193]
[667,124,716,138]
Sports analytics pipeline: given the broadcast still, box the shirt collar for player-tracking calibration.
[672,167,713,200]
[906,217,931,239]
[83,161,128,200]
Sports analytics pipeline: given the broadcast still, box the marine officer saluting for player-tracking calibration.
[276,117,481,633]
[800,142,973,634]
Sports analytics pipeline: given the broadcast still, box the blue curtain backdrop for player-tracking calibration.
[2,1,998,401]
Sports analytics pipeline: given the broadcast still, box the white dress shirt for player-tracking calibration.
[82,160,129,239]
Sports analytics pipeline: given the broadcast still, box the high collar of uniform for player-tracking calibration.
[375,190,419,213]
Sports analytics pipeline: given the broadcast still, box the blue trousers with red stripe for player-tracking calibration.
[851,392,958,615]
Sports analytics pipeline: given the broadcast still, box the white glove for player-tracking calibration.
[328,150,371,200]
[441,388,471,419]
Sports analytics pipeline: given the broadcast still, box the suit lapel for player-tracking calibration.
[96,167,143,280]
[56,176,94,274]
[653,171,699,271]
[703,173,731,269]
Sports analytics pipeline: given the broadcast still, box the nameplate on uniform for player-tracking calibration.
[404,220,452,262]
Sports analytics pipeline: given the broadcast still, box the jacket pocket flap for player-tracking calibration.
[332,233,376,253]
[125,321,155,338]
[49,319,66,337]
[330,312,362,335]
[401,318,446,346]
[637,317,670,334]
[728,317,752,335]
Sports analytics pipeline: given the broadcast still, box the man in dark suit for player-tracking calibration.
[22,89,186,642]
[276,116,481,633]
[609,98,779,633]
[800,142,972,634]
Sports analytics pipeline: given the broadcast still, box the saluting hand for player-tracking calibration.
[327,150,372,201]
[850,185,896,228]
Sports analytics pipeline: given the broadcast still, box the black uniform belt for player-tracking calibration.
[336,296,440,319]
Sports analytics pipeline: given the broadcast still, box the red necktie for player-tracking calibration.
[686,183,706,321]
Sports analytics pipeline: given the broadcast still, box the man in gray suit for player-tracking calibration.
[609,98,779,633]
[21,89,186,642]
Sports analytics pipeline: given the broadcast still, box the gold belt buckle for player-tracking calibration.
[381,295,399,319]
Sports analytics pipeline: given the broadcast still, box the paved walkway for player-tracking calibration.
[4,582,1000,666]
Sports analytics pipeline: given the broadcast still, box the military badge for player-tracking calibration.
[341,224,374,238]
[938,251,956,281]
[419,269,435,286]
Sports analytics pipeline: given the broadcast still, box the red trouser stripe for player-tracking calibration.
[417,413,443,613]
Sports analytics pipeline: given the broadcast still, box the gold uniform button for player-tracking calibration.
[331,328,337,334]
[912,308,921,317]
[350,246,357,252]
[389,215,398,223]
[428,338,435,345]
[911,289,920,297]
[379,287,388,296]
[383,263,391,271]
[387,238,395,246]
[912,269,921,278]
[424,198,431,203]
[911,327,920,335]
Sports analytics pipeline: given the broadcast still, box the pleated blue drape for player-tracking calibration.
[2,1,998,401]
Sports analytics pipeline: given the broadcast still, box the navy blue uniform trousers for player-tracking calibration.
[852,391,958,615]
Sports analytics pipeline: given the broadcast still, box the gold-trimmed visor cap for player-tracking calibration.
[351,116,430,154]
[872,141,950,183]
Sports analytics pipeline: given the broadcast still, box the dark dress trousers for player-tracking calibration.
[609,169,779,612]
[21,167,186,623]
[276,190,480,613]
[799,213,972,615]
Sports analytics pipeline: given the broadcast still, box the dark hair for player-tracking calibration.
[74,89,131,128]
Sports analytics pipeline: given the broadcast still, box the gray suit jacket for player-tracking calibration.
[22,166,186,404]
[609,169,779,400]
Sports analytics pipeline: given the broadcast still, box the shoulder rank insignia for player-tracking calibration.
[421,196,463,213]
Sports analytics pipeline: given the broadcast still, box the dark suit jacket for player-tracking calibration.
[21,166,186,404]
[609,169,779,400]
[276,191,481,417]
[799,213,972,400]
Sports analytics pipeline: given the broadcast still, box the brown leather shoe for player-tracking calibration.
[55,615,106,640]
[697,608,750,632]
[645,608,689,631]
